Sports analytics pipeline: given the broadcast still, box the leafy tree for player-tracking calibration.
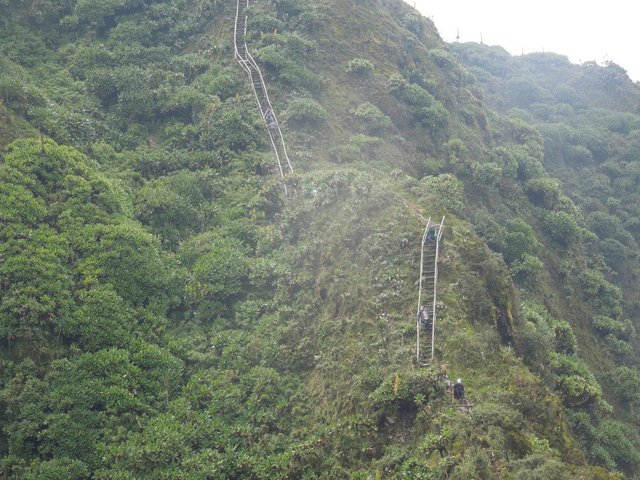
[72,0,130,28]
[497,219,541,264]
[186,237,249,320]
[78,222,178,312]
[2,344,182,473]
[564,144,593,167]
[387,77,450,136]
[591,315,634,340]
[386,73,408,96]
[201,96,266,152]
[136,170,210,248]
[255,44,321,90]
[471,161,502,186]
[2,138,85,197]
[550,354,606,409]
[0,228,73,344]
[539,210,580,245]
[588,211,636,247]
[0,180,46,228]
[509,453,577,480]
[600,238,631,270]
[20,458,90,480]
[429,48,458,70]
[197,66,242,100]
[611,366,640,404]
[62,286,134,351]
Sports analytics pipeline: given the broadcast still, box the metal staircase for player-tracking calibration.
[416,217,445,365]
[234,0,294,194]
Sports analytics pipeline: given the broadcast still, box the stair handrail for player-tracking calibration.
[233,0,251,74]
[430,216,445,361]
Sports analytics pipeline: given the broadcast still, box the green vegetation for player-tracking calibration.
[1,0,640,478]
[347,58,375,76]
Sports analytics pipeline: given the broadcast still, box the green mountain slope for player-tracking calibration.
[1,0,639,478]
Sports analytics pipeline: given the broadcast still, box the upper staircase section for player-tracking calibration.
[234,0,294,193]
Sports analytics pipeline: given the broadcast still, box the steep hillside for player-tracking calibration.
[1,0,639,478]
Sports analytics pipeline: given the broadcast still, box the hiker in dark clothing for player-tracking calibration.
[453,378,465,402]
[426,226,436,243]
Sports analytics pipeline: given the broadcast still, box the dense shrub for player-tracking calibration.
[591,315,634,339]
[386,73,408,95]
[525,178,560,208]
[186,237,249,319]
[429,48,458,70]
[352,102,392,136]
[496,219,541,264]
[403,13,423,36]
[554,320,578,355]
[197,67,241,100]
[255,44,322,90]
[539,210,580,245]
[328,136,381,163]
[471,161,502,186]
[284,97,327,126]
[419,174,464,214]
[346,58,374,76]
[550,353,606,409]
[578,269,622,317]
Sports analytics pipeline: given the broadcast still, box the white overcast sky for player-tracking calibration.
[406,0,640,82]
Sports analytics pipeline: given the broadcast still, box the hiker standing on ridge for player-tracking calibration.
[453,378,465,402]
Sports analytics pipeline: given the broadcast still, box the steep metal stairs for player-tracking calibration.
[234,0,294,194]
[416,217,445,365]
